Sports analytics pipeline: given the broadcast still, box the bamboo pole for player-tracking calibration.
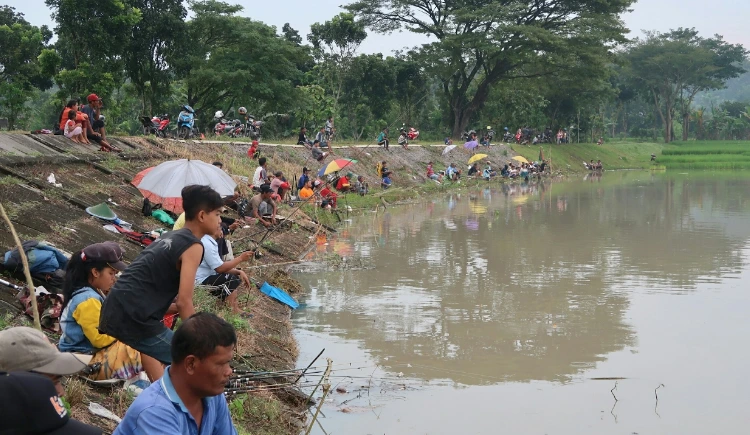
[0,202,42,331]
[305,358,333,435]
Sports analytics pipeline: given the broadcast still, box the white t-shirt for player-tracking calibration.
[252,166,266,188]
[195,235,223,283]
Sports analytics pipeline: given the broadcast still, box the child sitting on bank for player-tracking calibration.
[58,242,159,393]
[63,110,86,143]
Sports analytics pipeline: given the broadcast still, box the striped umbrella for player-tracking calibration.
[318,159,358,177]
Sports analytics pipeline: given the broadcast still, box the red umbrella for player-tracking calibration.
[132,167,184,213]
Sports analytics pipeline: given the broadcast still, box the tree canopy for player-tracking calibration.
[624,28,747,142]
[347,0,634,136]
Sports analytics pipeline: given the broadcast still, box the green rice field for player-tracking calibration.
[658,141,750,169]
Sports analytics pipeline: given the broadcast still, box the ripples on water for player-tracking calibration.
[293,172,750,434]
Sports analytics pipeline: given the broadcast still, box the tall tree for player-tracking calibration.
[348,0,633,137]
[124,0,187,115]
[0,6,54,129]
[625,29,747,142]
[172,1,306,129]
[45,0,141,98]
[308,12,367,116]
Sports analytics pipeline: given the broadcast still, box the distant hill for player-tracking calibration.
[694,60,750,108]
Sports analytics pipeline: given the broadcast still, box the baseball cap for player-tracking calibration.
[81,241,127,271]
[313,180,322,187]
[86,93,101,102]
[0,371,103,434]
[0,327,91,374]
[259,184,273,194]
[302,167,309,173]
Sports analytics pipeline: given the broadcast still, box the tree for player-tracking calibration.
[0,6,54,129]
[348,0,633,137]
[625,29,747,143]
[308,13,367,116]
[172,1,306,130]
[45,0,141,98]
[281,23,302,46]
[124,0,187,115]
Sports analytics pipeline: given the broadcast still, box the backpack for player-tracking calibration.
[141,198,153,216]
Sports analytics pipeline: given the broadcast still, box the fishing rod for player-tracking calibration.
[295,348,325,383]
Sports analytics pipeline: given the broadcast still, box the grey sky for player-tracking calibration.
[5,0,750,54]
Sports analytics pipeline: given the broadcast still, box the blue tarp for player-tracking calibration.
[259,282,299,309]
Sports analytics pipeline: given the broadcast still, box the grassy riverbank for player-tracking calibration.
[511,140,664,173]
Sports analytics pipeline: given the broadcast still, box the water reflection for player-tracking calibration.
[293,173,750,386]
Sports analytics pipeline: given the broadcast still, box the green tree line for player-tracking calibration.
[0,0,748,142]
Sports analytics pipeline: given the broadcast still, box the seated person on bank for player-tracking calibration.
[483,163,496,179]
[355,175,368,196]
[0,327,104,434]
[336,172,353,192]
[58,242,160,391]
[297,127,312,148]
[311,140,329,162]
[299,179,315,201]
[381,173,392,189]
[320,181,338,209]
[468,162,480,177]
[297,167,310,191]
[426,162,442,182]
[195,226,253,313]
[113,313,238,435]
[99,185,225,371]
[63,109,87,143]
[0,326,93,398]
[249,184,277,227]
[81,94,118,152]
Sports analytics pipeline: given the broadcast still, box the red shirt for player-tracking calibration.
[336,177,351,191]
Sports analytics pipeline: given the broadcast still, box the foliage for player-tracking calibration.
[45,0,141,99]
[0,6,54,129]
[173,1,306,130]
[348,0,634,137]
[124,0,187,115]
[624,28,747,143]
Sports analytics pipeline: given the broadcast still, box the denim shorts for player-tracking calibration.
[127,327,174,364]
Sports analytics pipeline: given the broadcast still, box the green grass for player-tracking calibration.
[229,394,287,435]
[512,141,664,173]
[658,141,750,169]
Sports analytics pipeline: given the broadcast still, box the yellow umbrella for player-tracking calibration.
[512,156,529,164]
[468,153,489,164]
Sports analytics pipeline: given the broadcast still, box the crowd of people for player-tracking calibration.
[0,183,252,434]
[427,159,549,183]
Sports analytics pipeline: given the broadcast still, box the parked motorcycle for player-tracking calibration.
[140,114,170,137]
[244,115,263,140]
[177,105,197,139]
[227,119,244,138]
[214,118,231,136]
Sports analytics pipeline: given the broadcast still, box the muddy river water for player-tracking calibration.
[291,172,750,434]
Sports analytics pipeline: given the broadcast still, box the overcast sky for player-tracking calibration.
[5,0,750,55]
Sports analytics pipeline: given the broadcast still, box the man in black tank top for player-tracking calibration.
[99,185,224,376]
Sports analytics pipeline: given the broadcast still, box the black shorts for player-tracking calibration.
[201,273,241,300]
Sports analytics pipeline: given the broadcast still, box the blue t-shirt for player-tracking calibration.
[195,235,223,284]
[113,367,237,435]
[297,173,309,190]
